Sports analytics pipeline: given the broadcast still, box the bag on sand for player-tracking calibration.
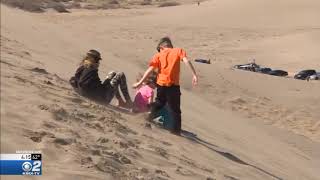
[195,59,211,64]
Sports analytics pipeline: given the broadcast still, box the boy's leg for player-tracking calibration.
[110,72,132,105]
[149,86,167,120]
[166,86,181,134]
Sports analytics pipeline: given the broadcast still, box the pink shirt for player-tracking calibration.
[133,85,154,112]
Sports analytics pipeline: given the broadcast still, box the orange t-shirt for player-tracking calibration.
[149,48,187,86]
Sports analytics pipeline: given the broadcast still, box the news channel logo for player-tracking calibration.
[22,162,32,172]
[21,161,42,175]
[0,152,42,175]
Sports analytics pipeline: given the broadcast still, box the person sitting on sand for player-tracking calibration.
[132,72,157,113]
[70,49,133,108]
[133,37,198,135]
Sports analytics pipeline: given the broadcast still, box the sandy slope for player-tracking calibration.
[1,0,320,179]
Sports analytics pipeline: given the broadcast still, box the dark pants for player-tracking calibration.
[150,85,181,133]
[103,71,132,104]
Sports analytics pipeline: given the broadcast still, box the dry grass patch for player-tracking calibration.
[1,0,70,13]
[2,0,45,12]
[140,0,152,6]
[158,1,180,7]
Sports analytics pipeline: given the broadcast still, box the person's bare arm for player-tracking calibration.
[148,93,154,104]
[182,57,198,86]
[133,66,155,88]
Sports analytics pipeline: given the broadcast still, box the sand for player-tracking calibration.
[1,0,320,179]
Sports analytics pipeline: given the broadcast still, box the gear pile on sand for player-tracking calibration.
[234,61,319,80]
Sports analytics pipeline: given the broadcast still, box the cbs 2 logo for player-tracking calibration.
[23,161,41,172]
[32,161,41,171]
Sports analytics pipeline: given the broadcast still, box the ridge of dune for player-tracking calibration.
[1,0,320,179]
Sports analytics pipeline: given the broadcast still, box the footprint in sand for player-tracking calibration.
[74,111,96,119]
[206,177,216,180]
[85,121,104,132]
[95,155,132,175]
[149,146,169,159]
[40,104,81,123]
[110,120,136,135]
[42,121,59,129]
[155,169,170,178]
[138,167,149,174]
[29,67,49,75]
[29,135,43,143]
[102,150,132,165]
[223,175,239,180]
[80,156,93,165]
[25,130,55,143]
[144,122,152,129]
[53,137,76,146]
[68,97,83,104]
[95,157,122,173]
[48,105,69,121]
[97,137,109,144]
[38,104,50,111]
[90,149,101,156]
[175,166,195,176]
[125,148,142,159]
[44,80,54,85]
[118,156,131,164]
[156,139,171,146]
[113,139,138,149]
[228,97,247,105]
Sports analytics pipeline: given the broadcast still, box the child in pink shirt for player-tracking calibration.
[133,73,157,113]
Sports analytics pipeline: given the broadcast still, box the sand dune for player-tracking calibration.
[1,0,320,179]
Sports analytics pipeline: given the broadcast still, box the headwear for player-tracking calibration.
[87,49,101,61]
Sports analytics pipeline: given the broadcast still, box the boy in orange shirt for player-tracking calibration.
[133,37,198,135]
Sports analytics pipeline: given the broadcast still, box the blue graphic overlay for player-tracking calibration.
[0,153,42,175]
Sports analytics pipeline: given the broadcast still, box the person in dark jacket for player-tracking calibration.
[70,49,133,108]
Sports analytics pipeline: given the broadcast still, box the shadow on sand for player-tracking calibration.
[72,93,282,180]
[181,130,283,180]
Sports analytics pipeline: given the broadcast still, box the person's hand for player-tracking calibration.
[132,81,142,89]
[192,75,198,86]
